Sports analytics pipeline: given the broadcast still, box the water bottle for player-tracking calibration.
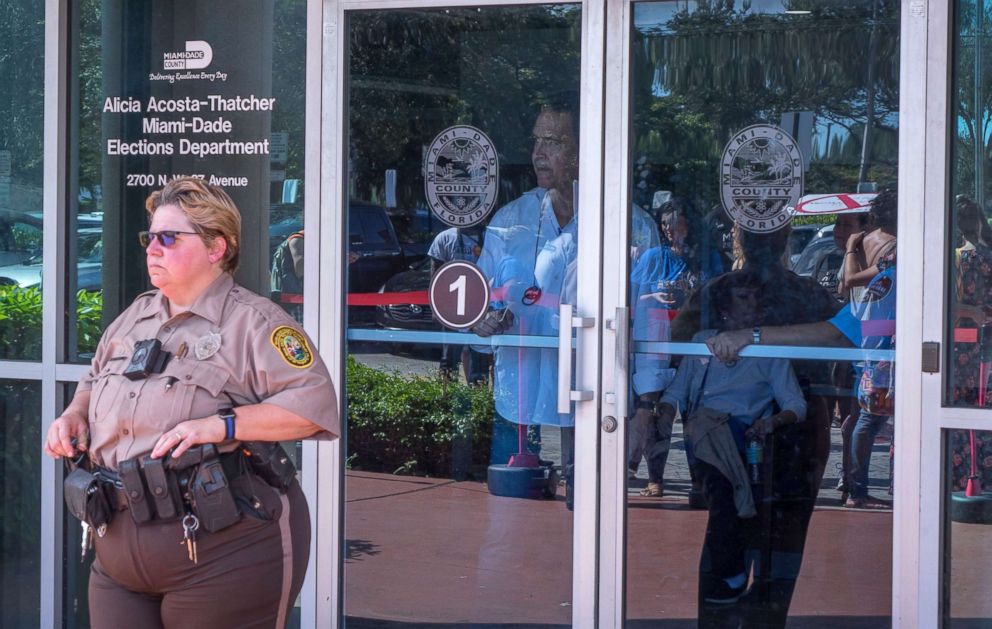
[746,436,763,485]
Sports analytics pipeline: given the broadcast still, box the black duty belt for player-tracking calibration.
[102,448,245,514]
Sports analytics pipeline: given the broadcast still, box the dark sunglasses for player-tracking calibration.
[138,230,199,248]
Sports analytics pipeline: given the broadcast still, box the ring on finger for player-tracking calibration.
[174,433,183,441]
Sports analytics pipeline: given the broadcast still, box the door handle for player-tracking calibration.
[558,303,595,414]
[611,306,630,419]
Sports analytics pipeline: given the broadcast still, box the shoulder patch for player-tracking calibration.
[270,326,314,368]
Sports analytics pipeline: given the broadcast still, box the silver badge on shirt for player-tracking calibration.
[194,332,222,360]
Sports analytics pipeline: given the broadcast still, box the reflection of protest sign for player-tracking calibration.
[429,261,490,329]
[720,124,803,233]
[425,125,499,227]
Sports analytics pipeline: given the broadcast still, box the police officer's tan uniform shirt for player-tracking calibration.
[78,273,338,469]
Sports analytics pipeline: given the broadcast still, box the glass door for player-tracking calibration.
[602,0,905,626]
[919,0,992,625]
[325,2,605,625]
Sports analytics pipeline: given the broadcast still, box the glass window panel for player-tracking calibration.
[0,379,42,627]
[943,429,992,627]
[345,5,581,624]
[0,0,45,362]
[627,0,898,624]
[67,0,309,361]
[948,0,992,408]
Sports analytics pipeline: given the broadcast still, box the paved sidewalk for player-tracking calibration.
[343,421,906,629]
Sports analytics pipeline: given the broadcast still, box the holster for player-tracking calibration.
[188,455,241,532]
[241,441,296,493]
[63,466,113,530]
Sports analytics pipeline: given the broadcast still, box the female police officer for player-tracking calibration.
[44,177,337,628]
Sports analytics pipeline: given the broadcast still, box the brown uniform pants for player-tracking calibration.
[89,478,309,629]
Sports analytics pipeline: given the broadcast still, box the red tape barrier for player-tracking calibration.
[335,291,983,346]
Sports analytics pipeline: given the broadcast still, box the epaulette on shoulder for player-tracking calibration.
[229,284,298,326]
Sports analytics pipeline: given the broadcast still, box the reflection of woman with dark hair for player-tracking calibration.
[671,224,838,627]
[655,269,807,606]
[950,195,992,491]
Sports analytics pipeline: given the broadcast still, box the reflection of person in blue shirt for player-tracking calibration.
[428,226,488,384]
[474,106,659,469]
[827,252,896,506]
[628,198,724,489]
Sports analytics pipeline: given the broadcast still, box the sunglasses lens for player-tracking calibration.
[159,231,178,247]
[138,231,151,247]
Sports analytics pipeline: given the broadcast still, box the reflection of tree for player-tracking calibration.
[953,0,992,203]
[348,7,581,212]
[632,0,900,207]
[0,1,46,206]
[272,0,308,192]
[75,0,103,210]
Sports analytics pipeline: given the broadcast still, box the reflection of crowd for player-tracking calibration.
[949,195,992,492]
[623,188,900,624]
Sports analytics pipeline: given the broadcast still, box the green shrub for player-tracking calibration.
[75,290,103,355]
[0,287,103,360]
[0,286,42,360]
[346,356,493,478]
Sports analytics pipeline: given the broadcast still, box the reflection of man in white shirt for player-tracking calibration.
[475,106,659,467]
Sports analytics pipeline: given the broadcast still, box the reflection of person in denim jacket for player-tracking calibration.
[655,272,807,604]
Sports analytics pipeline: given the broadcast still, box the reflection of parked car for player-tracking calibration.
[0,228,103,291]
[0,210,43,267]
[374,258,439,332]
[349,200,407,295]
[268,200,408,325]
[788,224,824,269]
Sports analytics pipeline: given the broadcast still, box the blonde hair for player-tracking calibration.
[145,177,241,273]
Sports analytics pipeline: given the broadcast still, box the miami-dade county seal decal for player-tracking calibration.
[720,124,803,233]
[425,125,499,228]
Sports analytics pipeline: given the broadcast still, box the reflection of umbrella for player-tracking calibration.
[951,323,992,524]
[968,324,992,497]
[789,193,877,216]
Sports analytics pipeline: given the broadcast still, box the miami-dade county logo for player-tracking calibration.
[164,41,213,71]
[425,125,499,228]
[720,124,803,233]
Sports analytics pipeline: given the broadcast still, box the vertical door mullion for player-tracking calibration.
[597,0,631,627]
[575,1,608,627]
[901,0,952,625]
[314,0,347,627]
[42,1,70,627]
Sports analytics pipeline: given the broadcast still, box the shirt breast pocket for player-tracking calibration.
[169,362,231,422]
[89,361,128,423]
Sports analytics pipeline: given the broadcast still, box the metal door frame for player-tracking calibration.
[915,0,992,626]
[316,1,607,626]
